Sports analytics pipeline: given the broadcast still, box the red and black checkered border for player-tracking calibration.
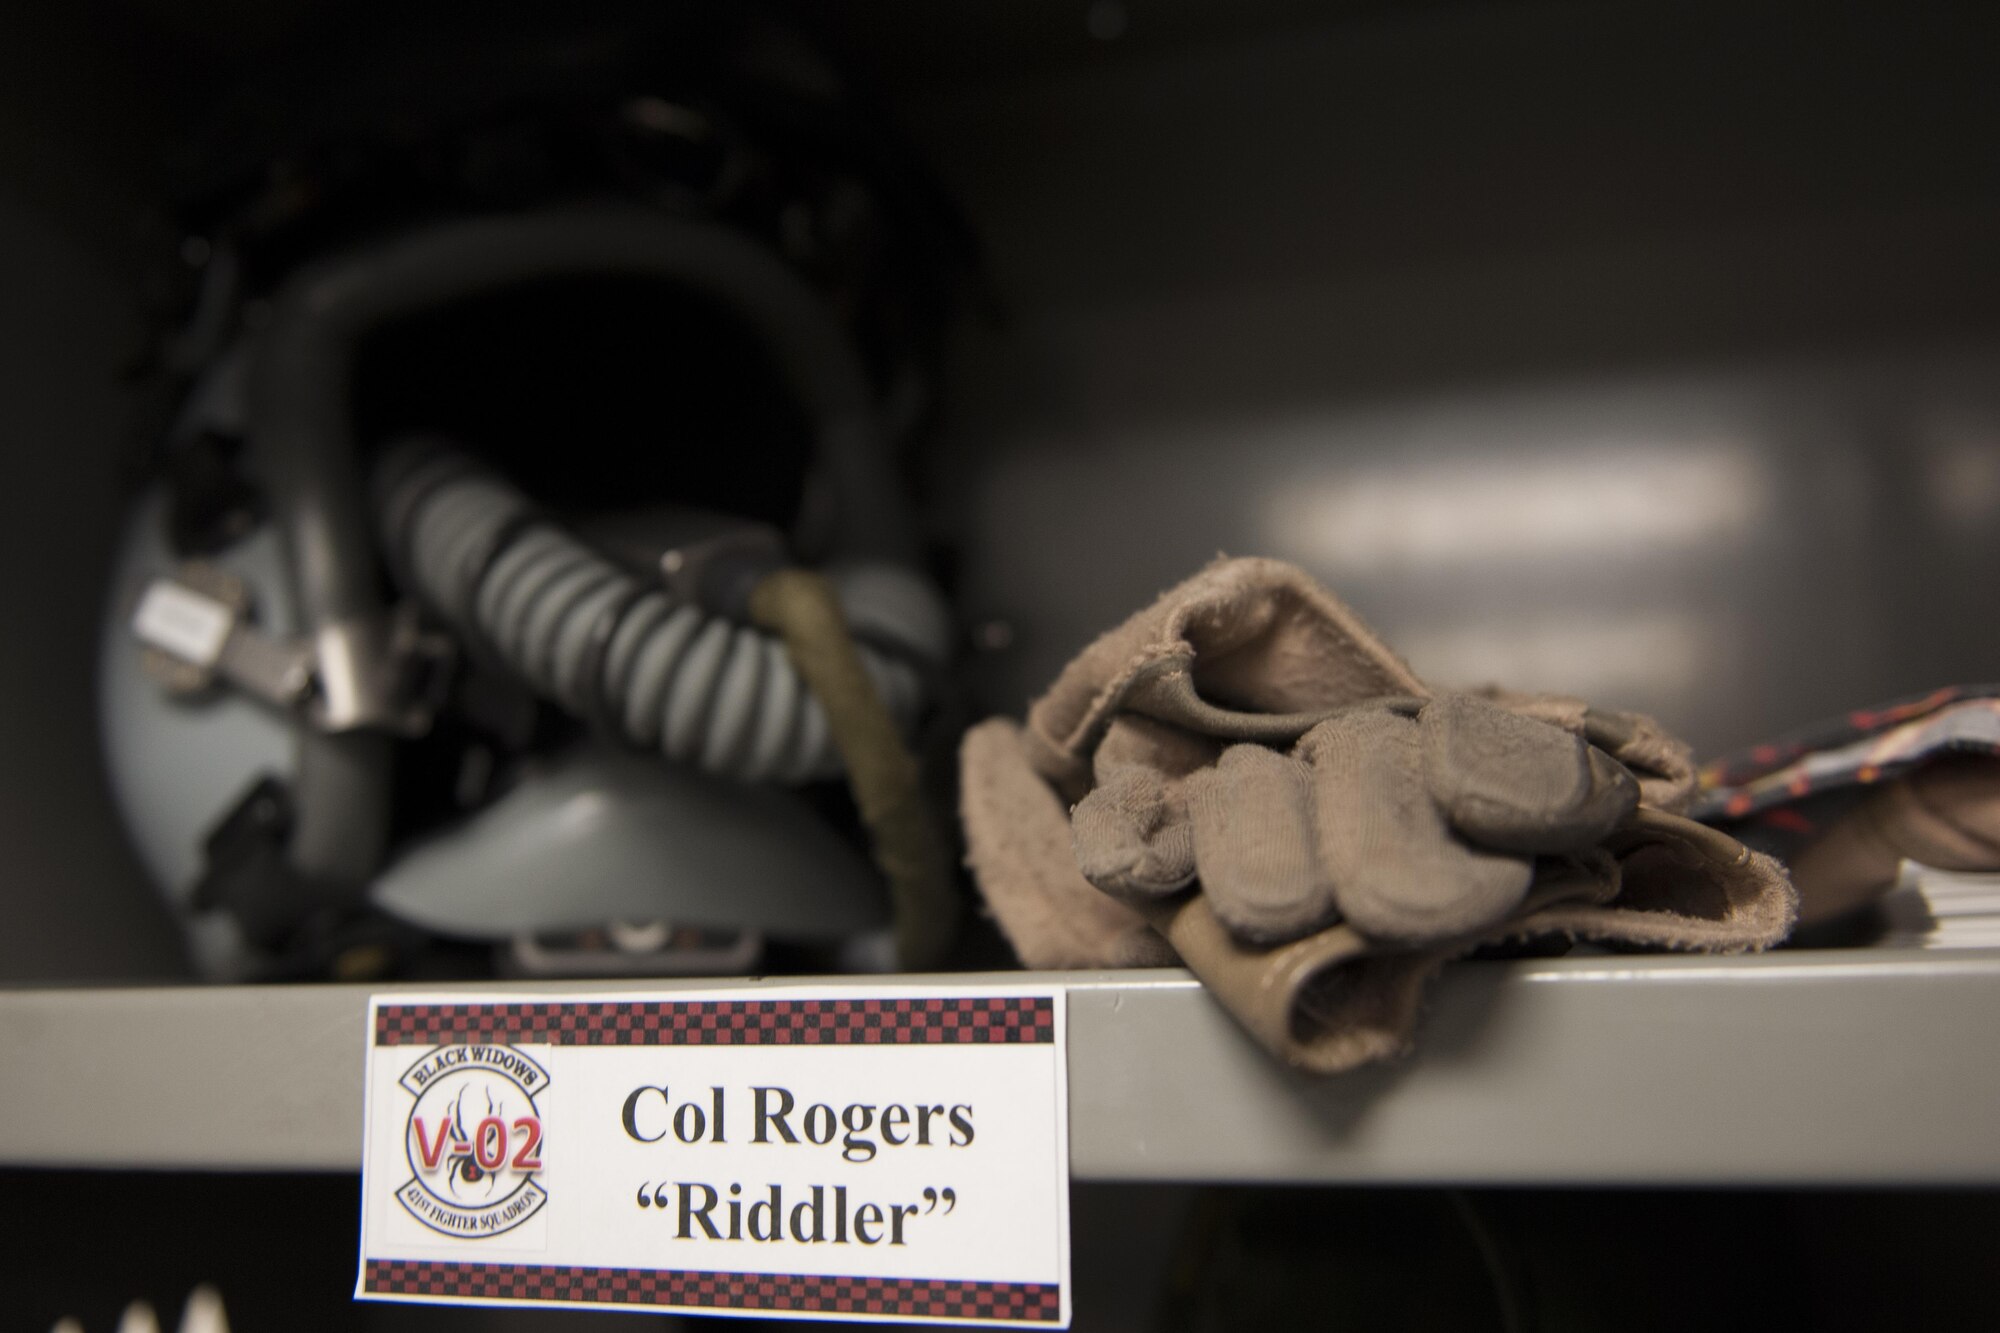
[363,1259,1061,1322]
[375,996,1056,1047]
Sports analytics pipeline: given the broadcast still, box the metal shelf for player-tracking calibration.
[5,950,1998,1184]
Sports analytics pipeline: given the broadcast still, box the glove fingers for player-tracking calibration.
[1188,745,1339,943]
[1072,767,1198,900]
[1421,692,1637,854]
[1582,706,1697,812]
[1305,706,1534,943]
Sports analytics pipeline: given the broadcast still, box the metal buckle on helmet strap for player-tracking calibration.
[133,562,452,736]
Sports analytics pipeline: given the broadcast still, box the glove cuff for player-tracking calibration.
[1024,556,1426,786]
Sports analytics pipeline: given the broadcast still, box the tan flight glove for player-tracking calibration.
[960,557,1796,1073]
[1784,758,2000,925]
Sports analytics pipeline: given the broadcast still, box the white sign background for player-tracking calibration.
[357,987,1070,1327]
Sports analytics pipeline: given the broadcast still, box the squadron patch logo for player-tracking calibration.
[396,1045,550,1238]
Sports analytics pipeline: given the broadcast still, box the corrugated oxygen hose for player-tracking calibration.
[376,445,943,784]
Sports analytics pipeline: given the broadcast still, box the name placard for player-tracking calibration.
[356,987,1070,1326]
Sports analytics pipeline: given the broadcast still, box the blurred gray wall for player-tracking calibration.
[903,0,2000,757]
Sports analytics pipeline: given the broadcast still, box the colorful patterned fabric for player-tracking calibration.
[1693,686,2000,855]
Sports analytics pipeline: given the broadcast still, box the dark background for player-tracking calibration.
[9,1172,2000,1331]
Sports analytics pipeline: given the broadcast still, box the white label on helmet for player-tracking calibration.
[356,986,1072,1327]
[133,579,235,667]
